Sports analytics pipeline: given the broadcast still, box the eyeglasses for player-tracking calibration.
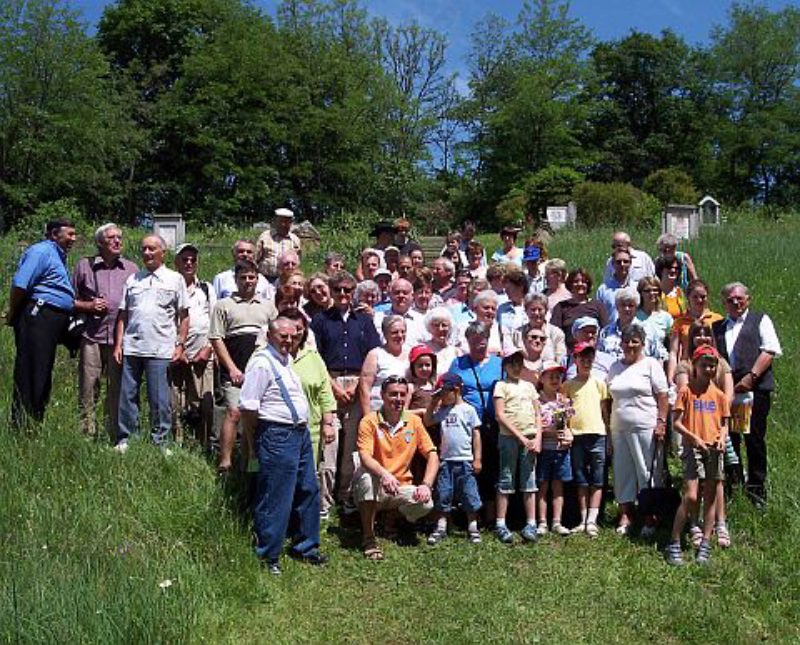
[726,296,746,304]
[527,334,546,341]
[333,286,354,294]
[642,288,660,294]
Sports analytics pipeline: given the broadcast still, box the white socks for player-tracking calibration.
[587,508,599,524]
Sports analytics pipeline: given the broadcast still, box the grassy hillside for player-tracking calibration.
[1,220,798,643]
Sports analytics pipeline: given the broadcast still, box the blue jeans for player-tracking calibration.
[435,461,482,513]
[253,421,320,562]
[117,356,172,445]
[571,434,606,487]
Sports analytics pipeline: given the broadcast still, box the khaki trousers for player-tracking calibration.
[78,340,121,442]
[334,375,362,504]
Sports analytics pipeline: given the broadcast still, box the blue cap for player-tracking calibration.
[523,246,542,262]
[571,316,600,336]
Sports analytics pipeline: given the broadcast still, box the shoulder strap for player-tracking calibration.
[265,355,301,425]
[468,359,487,410]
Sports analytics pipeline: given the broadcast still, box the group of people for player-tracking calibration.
[8,212,781,571]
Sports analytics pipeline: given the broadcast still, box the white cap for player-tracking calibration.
[274,207,295,219]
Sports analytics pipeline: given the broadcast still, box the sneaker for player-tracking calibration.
[319,509,330,522]
[427,529,446,546]
[571,523,587,534]
[495,525,514,544]
[696,539,712,565]
[665,542,684,566]
[290,549,329,567]
[552,523,571,537]
[615,523,630,536]
[265,560,282,575]
[536,522,549,536]
[520,524,539,543]
[688,524,703,549]
[585,522,599,538]
[113,441,129,455]
[640,524,657,539]
[467,529,482,544]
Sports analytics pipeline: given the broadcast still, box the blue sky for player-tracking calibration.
[76,0,798,89]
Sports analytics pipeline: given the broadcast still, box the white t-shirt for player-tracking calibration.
[433,402,481,461]
[607,357,668,431]
[212,268,275,302]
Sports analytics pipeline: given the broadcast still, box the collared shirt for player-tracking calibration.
[497,300,527,339]
[73,255,138,344]
[13,240,74,311]
[310,307,381,372]
[563,349,615,381]
[184,278,216,358]
[212,268,275,302]
[374,308,427,351]
[209,294,277,340]
[255,228,301,279]
[596,275,631,326]
[723,309,782,370]
[598,320,665,361]
[239,344,309,424]
[602,248,655,285]
[119,265,189,359]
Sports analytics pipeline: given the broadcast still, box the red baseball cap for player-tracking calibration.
[573,341,596,356]
[409,345,435,365]
[692,345,719,361]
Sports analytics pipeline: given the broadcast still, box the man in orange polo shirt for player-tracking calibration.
[354,375,440,560]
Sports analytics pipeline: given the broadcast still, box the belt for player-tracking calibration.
[256,420,307,430]
[329,370,360,377]
[28,299,71,315]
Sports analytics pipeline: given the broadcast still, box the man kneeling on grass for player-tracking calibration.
[354,376,440,561]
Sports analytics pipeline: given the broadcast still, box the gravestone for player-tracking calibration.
[153,213,185,249]
[545,202,576,230]
[699,195,721,226]
[662,204,700,240]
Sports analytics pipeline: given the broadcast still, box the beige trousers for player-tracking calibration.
[78,341,121,442]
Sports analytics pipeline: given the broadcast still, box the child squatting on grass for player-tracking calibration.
[492,348,542,544]
[423,373,483,544]
[564,342,611,537]
[536,361,574,537]
[666,346,731,566]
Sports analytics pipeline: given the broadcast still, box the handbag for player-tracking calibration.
[61,257,98,357]
[636,444,681,520]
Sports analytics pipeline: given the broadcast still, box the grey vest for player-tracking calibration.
[713,311,774,392]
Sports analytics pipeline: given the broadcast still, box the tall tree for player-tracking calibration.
[0,0,140,229]
[709,2,800,205]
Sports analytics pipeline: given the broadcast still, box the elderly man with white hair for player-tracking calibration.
[72,223,138,441]
[712,282,781,508]
[431,257,457,306]
[602,231,655,285]
[373,278,426,350]
[113,235,189,453]
[256,207,302,281]
[457,290,503,355]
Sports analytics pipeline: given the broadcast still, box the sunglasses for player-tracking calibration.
[381,375,409,391]
[333,286,355,294]
[527,334,546,341]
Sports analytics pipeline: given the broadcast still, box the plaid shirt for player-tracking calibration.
[255,228,301,279]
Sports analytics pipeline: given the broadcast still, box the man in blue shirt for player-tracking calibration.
[7,218,77,427]
[310,270,381,510]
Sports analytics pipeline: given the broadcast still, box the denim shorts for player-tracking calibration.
[536,448,573,483]
[570,434,606,487]
[435,460,482,513]
[497,434,537,494]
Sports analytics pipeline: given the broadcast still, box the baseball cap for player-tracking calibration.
[540,360,566,375]
[435,373,463,391]
[523,245,542,262]
[571,316,600,337]
[502,347,525,362]
[409,345,435,365]
[573,341,596,355]
[175,242,199,255]
[692,345,719,362]
[374,268,392,279]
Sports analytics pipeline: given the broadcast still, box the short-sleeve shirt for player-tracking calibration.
[12,240,74,311]
[433,402,481,461]
[448,354,504,419]
[239,344,309,424]
[607,357,669,432]
[184,279,216,358]
[255,228,302,279]
[675,357,732,391]
[357,411,437,486]
[674,383,730,444]
[493,379,539,437]
[209,294,277,379]
[564,375,609,436]
[539,394,573,450]
[671,311,724,361]
[119,266,189,359]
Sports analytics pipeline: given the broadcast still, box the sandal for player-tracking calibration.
[715,522,731,549]
[689,525,704,549]
[362,539,384,561]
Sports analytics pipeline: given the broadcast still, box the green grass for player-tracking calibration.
[1,220,799,643]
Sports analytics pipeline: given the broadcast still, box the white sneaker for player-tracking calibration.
[552,523,571,537]
[536,522,549,536]
[571,523,587,534]
[161,447,174,457]
[113,442,129,455]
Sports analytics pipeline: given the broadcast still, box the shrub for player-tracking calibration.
[12,198,91,245]
[643,167,700,206]
[495,189,526,228]
[520,166,584,221]
[572,181,661,227]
